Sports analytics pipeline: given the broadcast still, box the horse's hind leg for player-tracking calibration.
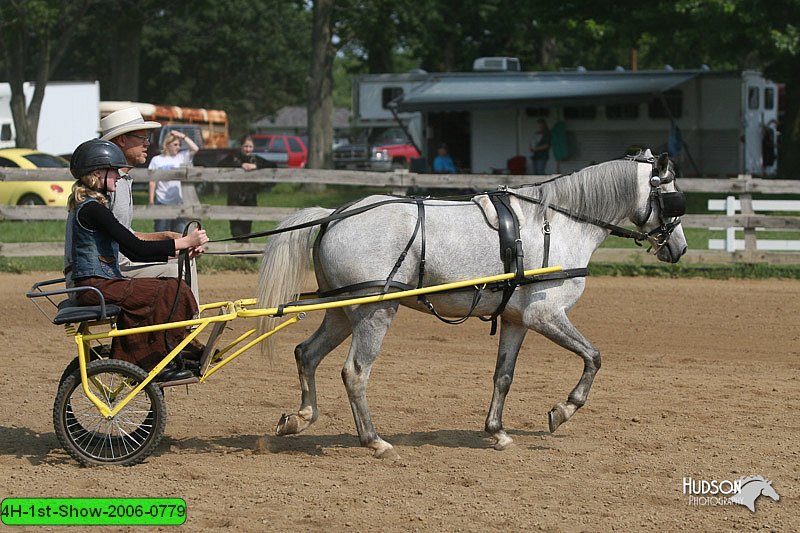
[275,308,351,436]
[531,311,601,433]
[341,303,399,460]
[485,319,527,450]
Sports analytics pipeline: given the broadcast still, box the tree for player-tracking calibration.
[138,0,311,139]
[0,0,92,148]
[307,0,335,169]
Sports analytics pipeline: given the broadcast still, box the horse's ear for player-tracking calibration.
[656,152,670,174]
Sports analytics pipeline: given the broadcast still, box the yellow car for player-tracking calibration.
[0,148,72,206]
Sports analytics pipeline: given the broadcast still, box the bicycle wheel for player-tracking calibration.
[56,344,108,389]
[53,359,167,466]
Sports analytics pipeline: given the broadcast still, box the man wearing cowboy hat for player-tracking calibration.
[100,106,201,303]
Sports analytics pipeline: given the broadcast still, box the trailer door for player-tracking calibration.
[743,73,779,175]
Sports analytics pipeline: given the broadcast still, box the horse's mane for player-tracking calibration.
[739,475,769,486]
[524,160,640,222]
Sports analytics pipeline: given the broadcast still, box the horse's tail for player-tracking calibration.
[256,206,334,357]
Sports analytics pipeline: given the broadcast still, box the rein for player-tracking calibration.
[502,188,649,245]
[207,194,472,244]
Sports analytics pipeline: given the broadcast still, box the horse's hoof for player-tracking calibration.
[492,432,514,451]
[275,413,299,436]
[374,446,399,460]
[548,405,567,433]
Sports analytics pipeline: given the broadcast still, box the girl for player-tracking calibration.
[65,139,208,379]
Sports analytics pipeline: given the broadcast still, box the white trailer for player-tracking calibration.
[0,81,100,155]
[354,67,780,177]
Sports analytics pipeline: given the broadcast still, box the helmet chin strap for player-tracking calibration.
[101,169,110,196]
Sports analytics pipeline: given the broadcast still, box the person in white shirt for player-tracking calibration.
[148,130,199,233]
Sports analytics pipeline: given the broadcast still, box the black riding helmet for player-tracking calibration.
[70,139,128,179]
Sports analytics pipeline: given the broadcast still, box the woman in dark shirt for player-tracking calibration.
[65,139,209,374]
[220,135,274,241]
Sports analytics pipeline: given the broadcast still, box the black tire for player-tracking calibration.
[17,193,46,206]
[53,359,167,466]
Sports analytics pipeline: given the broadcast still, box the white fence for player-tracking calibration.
[707,197,800,252]
[1,168,800,264]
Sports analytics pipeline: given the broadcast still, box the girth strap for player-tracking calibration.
[383,199,426,293]
[489,193,525,280]
[482,192,525,335]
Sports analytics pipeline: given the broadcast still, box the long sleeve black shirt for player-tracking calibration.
[77,201,175,262]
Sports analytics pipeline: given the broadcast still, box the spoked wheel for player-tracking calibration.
[53,359,167,466]
[57,345,109,389]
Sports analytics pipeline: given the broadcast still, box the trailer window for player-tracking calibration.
[747,87,759,109]
[1,124,11,141]
[563,106,596,120]
[648,90,682,119]
[525,107,550,118]
[382,87,404,109]
[764,87,775,110]
[605,104,639,120]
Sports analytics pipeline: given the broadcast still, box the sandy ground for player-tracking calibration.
[1,272,798,531]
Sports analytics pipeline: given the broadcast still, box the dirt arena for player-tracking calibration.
[1,272,798,531]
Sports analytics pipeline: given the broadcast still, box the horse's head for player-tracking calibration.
[632,151,688,263]
[760,479,781,502]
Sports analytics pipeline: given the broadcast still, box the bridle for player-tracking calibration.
[504,152,686,255]
[631,153,686,254]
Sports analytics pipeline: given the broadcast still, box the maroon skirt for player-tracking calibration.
[75,277,198,371]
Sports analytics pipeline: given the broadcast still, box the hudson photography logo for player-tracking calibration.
[682,475,781,512]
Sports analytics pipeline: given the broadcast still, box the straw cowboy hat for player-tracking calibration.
[99,107,161,141]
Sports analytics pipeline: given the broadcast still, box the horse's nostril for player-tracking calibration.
[681,246,688,256]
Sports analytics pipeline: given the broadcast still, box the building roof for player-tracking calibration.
[393,70,704,112]
[251,105,351,130]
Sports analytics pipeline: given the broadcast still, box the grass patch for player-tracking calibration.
[590,261,800,279]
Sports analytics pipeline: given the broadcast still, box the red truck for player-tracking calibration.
[252,134,308,168]
[333,127,420,171]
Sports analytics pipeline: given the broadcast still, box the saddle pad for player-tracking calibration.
[472,194,525,230]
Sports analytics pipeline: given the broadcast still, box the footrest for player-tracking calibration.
[54,300,121,325]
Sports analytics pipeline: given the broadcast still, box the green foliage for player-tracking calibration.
[138,0,312,137]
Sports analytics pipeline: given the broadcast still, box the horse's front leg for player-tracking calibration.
[276,308,351,436]
[342,303,398,459]
[485,319,527,450]
[531,311,600,433]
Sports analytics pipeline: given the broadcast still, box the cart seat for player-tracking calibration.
[54,299,121,325]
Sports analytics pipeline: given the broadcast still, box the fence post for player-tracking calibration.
[725,195,736,252]
[737,174,757,251]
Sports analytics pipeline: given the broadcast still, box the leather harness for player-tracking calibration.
[279,191,586,336]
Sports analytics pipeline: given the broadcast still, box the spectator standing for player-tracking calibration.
[219,135,275,242]
[148,130,199,233]
[101,107,201,304]
[529,119,551,175]
[432,144,457,174]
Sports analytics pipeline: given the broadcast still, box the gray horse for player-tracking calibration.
[256,153,687,459]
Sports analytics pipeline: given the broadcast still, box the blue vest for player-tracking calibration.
[64,198,123,286]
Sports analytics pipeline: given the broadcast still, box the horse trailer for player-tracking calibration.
[351,67,780,177]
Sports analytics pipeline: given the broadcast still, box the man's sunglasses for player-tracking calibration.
[125,133,150,142]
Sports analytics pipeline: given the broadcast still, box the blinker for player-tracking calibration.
[649,175,661,187]
[661,191,686,218]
